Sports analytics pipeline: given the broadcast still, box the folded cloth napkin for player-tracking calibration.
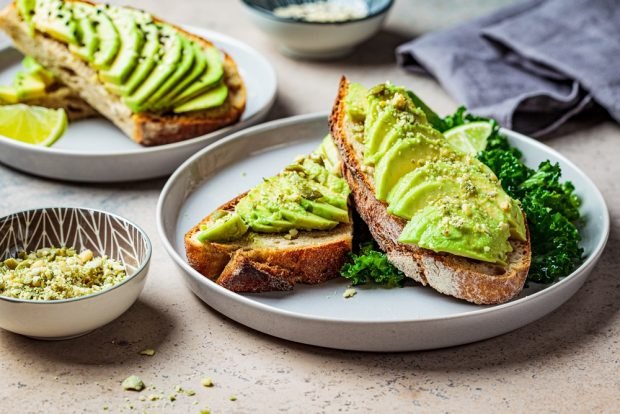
[396,0,620,136]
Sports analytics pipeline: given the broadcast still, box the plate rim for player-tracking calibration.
[156,112,610,325]
[0,25,277,156]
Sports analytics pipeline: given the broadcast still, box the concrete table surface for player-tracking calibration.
[0,1,618,413]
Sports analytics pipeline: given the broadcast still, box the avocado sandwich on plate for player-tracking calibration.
[185,77,585,306]
[0,0,246,146]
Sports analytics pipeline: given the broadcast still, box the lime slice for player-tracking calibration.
[0,104,67,146]
[444,121,493,155]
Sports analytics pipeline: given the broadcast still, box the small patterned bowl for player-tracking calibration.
[241,0,394,59]
[0,207,151,340]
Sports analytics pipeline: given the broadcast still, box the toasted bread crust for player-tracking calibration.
[0,0,246,146]
[184,196,353,293]
[329,76,531,304]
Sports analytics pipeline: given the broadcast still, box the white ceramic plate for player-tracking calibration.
[0,27,276,182]
[157,113,609,351]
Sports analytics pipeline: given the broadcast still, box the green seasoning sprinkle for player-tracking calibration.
[0,247,127,300]
[200,378,213,388]
[139,348,156,356]
[122,375,145,392]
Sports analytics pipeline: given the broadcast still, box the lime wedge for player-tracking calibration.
[0,104,67,146]
[444,121,493,155]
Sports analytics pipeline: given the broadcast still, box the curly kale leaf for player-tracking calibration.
[477,149,531,198]
[341,242,405,288]
[475,141,584,283]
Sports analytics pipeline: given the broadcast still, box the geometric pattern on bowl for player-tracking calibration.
[0,207,149,274]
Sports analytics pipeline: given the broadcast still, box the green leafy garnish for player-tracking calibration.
[443,107,585,283]
[341,242,405,288]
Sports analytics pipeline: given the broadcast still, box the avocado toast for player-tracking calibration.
[0,0,245,146]
[185,137,353,292]
[330,77,531,305]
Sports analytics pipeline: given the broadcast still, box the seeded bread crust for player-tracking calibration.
[184,195,353,293]
[0,0,246,146]
[329,76,531,305]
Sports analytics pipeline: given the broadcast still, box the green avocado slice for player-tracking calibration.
[144,35,195,106]
[123,27,182,112]
[171,46,224,106]
[374,135,447,201]
[172,82,228,113]
[118,22,160,96]
[196,210,248,243]
[13,71,47,100]
[31,0,78,45]
[69,3,99,62]
[300,199,349,223]
[91,6,121,69]
[99,7,145,85]
[0,86,19,104]
[153,41,207,110]
[16,0,35,35]
[280,208,338,231]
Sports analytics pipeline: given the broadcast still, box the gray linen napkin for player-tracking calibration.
[396,0,620,136]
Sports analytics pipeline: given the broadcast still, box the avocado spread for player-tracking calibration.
[196,135,350,242]
[346,82,526,265]
[17,0,228,114]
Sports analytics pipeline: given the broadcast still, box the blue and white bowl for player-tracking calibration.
[241,0,394,59]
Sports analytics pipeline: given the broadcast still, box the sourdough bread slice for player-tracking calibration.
[0,1,246,146]
[185,194,353,293]
[329,77,531,305]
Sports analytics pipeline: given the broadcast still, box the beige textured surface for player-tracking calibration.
[0,1,619,413]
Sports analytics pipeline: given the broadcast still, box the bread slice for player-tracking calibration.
[329,77,531,305]
[0,1,246,146]
[185,194,353,292]
[24,84,98,121]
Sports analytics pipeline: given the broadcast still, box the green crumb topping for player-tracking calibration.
[122,375,145,391]
[229,395,237,401]
[0,247,127,300]
[168,394,177,402]
[147,394,162,401]
[200,409,211,414]
[139,348,156,356]
[200,378,213,388]
[342,288,357,299]
[185,389,196,396]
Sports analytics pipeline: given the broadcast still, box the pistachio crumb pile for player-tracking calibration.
[0,247,127,301]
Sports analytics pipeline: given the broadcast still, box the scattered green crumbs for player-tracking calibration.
[200,378,214,388]
[139,348,156,356]
[343,288,357,299]
[229,395,237,402]
[122,375,145,392]
[0,247,127,300]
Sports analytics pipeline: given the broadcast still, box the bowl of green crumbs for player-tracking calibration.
[0,207,151,339]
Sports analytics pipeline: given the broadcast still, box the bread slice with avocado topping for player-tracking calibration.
[329,77,531,305]
[185,194,353,292]
[0,0,245,146]
[185,137,353,293]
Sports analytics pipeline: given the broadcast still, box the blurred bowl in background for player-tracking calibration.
[241,0,394,59]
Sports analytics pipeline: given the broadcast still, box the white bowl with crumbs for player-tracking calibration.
[242,0,394,59]
[0,207,151,340]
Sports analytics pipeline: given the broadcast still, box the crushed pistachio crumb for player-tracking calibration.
[147,394,162,401]
[229,395,237,401]
[168,394,177,402]
[185,389,196,396]
[0,247,127,300]
[200,410,211,414]
[122,375,145,392]
[343,288,357,298]
[139,348,156,356]
[200,378,213,388]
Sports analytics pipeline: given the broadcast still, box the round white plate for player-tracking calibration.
[157,113,609,351]
[0,27,276,182]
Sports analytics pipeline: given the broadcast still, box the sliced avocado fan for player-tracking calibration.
[17,0,229,114]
